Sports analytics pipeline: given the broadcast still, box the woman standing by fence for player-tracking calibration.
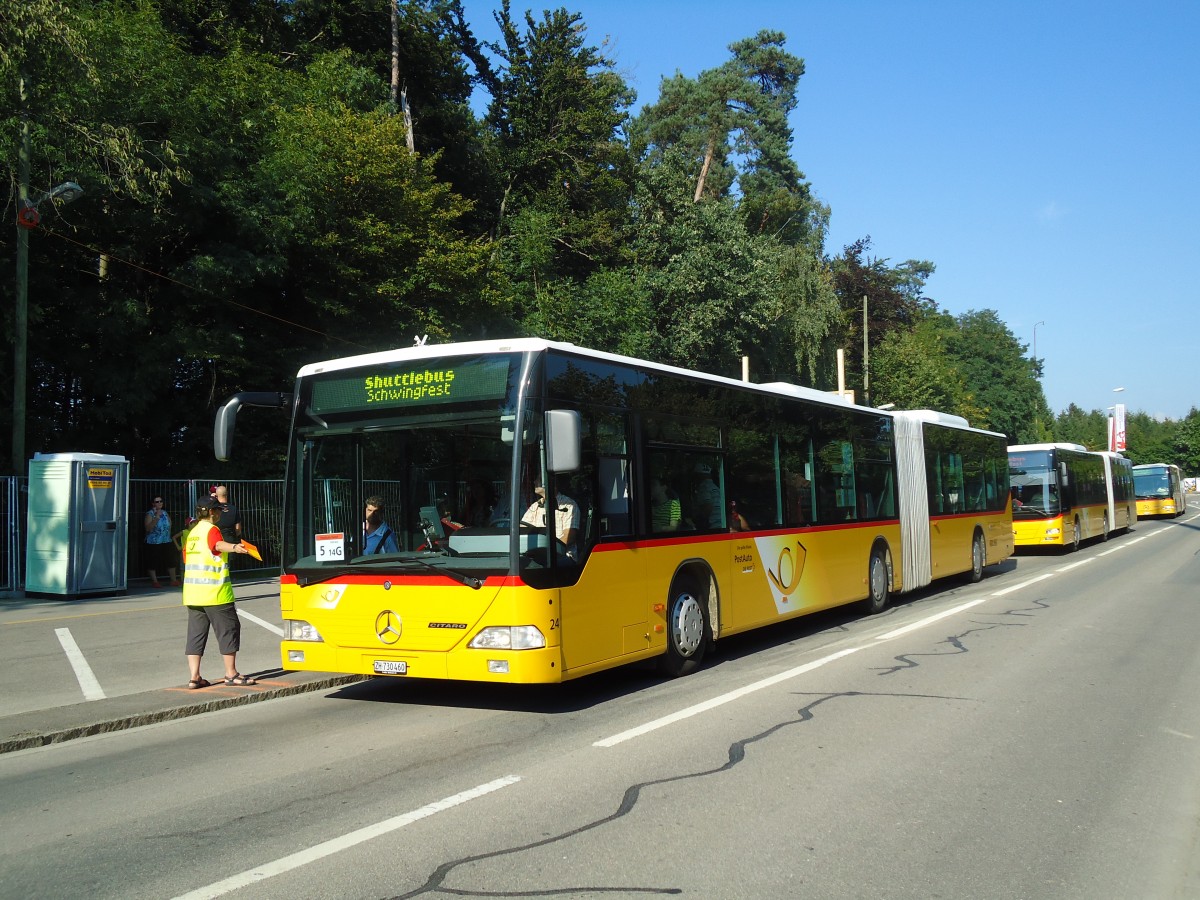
[144,495,179,588]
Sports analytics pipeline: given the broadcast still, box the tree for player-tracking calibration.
[1173,409,1200,474]
[1122,410,1175,464]
[828,237,936,404]
[485,1,635,294]
[628,31,839,383]
[4,1,495,475]
[870,316,984,421]
[1,0,188,472]
[1053,404,1106,449]
[632,30,825,250]
[256,55,491,342]
[943,309,1051,442]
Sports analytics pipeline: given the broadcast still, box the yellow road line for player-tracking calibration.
[2,603,181,626]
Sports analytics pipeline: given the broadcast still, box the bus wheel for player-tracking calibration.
[1069,518,1081,552]
[862,544,891,615]
[659,577,710,677]
[969,530,986,583]
[1100,514,1110,541]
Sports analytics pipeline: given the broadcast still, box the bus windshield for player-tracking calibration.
[1008,449,1061,516]
[281,352,558,584]
[1133,467,1170,499]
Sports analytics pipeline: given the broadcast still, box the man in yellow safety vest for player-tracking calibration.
[183,497,254,688]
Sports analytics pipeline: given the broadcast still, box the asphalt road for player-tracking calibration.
[0,577,359,752]
[2,504,1199,898]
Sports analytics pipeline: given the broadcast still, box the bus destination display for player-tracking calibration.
[309,358,510,414]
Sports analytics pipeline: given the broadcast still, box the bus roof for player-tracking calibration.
[1008,442,1089,452]
[296,337,869,414]
[294,338,1008,430]
[892,408,1004,439]
[893,409,969,428]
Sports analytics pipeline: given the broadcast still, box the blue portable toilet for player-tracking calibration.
[25,452,129,599]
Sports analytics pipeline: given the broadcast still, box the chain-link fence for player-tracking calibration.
[1,475,284,594]
[129,479,283,577]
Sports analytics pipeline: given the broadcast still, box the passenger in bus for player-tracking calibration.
[690,463,723,529]
[521,480,580,561]
[728,499,751,532]
[650,476,681,532]
[785,471,812,525]
[438,498,464,533]
[363,496,399,554]
[460,479,496,527]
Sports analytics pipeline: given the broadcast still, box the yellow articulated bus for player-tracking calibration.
[215,339,1012,683]
[1008,443,1135,550]
[1133,463,1187,518]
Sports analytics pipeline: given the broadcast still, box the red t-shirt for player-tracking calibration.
[206,526,222,555]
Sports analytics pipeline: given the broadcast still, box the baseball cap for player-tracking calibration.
[196,497,219,510]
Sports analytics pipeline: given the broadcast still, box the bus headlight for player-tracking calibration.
[469,626,546,650]
[1045,527,1061,536]
[284,619,323,642]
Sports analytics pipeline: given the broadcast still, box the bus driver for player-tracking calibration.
[521,480,580,561]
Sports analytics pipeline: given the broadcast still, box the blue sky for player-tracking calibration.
[460,1,1198,420]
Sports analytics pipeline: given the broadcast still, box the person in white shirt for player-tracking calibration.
[521,481,580,561]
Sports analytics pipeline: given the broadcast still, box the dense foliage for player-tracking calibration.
[2,1,1193,476]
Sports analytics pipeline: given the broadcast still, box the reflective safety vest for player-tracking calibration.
[183,519,235,607]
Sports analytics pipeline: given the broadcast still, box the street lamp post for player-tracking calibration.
[12,176,83,474]
[1033,321,1044,376]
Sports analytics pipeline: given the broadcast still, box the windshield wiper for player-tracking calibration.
[291,563,358,587]
[349,555,485,590]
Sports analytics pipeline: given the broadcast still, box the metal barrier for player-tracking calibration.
[1,475,285,595]
[128,479,283,579]
[0,477,21,594]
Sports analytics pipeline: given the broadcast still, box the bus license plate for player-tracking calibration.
[373,660,407,675]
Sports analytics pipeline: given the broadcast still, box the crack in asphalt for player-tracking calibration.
[384,689,968,899]
[383,589,1051,897]
[872,597,1050,676]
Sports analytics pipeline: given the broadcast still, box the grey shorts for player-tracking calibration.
[185,603,241,656]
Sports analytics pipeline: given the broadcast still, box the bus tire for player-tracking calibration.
[968,530,986,583]
[861,542,891,615]
[658,575,711,677]
[1069,518,1081,552]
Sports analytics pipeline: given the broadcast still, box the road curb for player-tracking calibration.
[0,674,367,754]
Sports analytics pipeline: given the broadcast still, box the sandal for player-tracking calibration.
[224,674,257,686]
[187,677,211,690]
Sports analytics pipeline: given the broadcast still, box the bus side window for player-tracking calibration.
[779,430,815,526]
[597,456,630,536]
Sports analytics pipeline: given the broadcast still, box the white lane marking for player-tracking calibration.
[593,648,861,748]
[237,608,283,637]
[597,567,1073,748]
[989,571,1056,597]
[1055,558,1094,572]
[54,628,106,701]
[874,596,992,641]
[172,776,521,900]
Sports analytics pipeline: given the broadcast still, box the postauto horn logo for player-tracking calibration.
[766,542,806,598]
